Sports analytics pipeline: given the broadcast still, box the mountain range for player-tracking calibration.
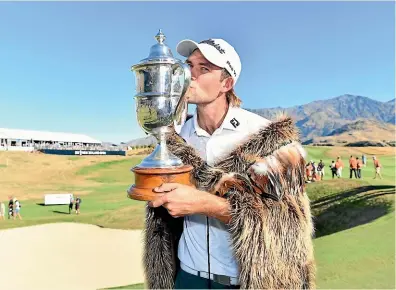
[248,94,395,144]
[125,95,395,147]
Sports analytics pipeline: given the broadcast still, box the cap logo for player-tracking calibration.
[226,60,237,77]
[200,39,225,54]
[200,39,238,80]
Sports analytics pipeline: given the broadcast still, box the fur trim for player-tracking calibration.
[143,116,316,289]
[143,206,183,289]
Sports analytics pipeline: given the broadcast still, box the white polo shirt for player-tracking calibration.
[177,105,271,278]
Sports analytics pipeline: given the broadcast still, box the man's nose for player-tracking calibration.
[190,67,199,80]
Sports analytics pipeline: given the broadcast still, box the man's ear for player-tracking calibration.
[221,77,234,94]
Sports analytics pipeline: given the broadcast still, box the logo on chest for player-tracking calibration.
[230,118,240,128]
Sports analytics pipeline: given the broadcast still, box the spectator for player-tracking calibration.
[349,155,358,179]
[8,197,14,219]
[335,157,343,178]
[330,161,337,179]
[317,160,325,180]
[373,156,383,179]
[13,199,22,220]
[0,201,5,220]
[356,157,362,179]
[311,162,318,181]
[75,197,82,214]
[336,156,344,177]
[306,161,313,182]
[69,195,74,214]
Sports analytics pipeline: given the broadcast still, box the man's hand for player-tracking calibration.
[149,183,231,223]
[149,183,206,217]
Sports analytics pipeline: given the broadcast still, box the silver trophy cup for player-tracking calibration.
[131,30,191,168]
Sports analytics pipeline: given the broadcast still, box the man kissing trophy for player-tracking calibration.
[128,30,315,289]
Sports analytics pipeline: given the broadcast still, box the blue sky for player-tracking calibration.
[0,1,394,143]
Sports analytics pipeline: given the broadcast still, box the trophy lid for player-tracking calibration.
[132,29,176,70]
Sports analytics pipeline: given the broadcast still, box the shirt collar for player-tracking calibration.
[191,106,242,137]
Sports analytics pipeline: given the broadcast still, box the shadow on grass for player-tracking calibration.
[52,210,70,215]
[312,185,395,209]
[312,185,395,238]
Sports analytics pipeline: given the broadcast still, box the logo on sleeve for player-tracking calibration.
[230,118,240,128]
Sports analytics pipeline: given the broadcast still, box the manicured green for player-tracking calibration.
[314,211,395,288]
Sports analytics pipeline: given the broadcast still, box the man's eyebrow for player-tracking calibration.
[199,62,213,67]
[185,60,213,67]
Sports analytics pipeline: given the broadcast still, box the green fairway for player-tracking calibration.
[0,156,146,230]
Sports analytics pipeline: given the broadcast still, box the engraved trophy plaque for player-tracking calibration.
[127,30,193,201]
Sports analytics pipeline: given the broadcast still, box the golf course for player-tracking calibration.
[0,146,394,289]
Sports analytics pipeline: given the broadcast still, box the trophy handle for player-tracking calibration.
[172,61,191,128]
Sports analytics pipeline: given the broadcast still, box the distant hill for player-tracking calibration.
[248,95,395,141]
[306,119,395,146]
[124,135,157,147]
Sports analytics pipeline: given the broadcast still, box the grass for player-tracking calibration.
[314,211,395,289]
[305,146,395,288]
[0,156,146,230]
[0,146,394,289]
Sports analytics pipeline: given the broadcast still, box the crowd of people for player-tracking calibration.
[305,154,383,183]
[0,197,22,220]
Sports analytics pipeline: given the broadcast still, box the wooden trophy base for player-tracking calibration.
[127,165,194,201]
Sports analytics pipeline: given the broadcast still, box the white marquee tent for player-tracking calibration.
[0,128,101,145]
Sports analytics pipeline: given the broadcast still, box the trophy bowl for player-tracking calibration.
[127,30,194,201]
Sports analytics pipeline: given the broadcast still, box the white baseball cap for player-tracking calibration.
[176,38,242,85]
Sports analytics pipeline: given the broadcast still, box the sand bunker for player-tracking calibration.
[0,223,145,290]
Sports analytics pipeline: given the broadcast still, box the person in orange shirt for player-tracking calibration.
[349,155,358,179]
[312,162,319,181]
[349,155,354,166]
[356,157,362,179]
[306,161,313,182]
[373,156,383,179]
[336,157,343,178]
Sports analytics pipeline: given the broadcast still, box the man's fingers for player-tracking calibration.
[148,194,168,208]
[153,183,179,193]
